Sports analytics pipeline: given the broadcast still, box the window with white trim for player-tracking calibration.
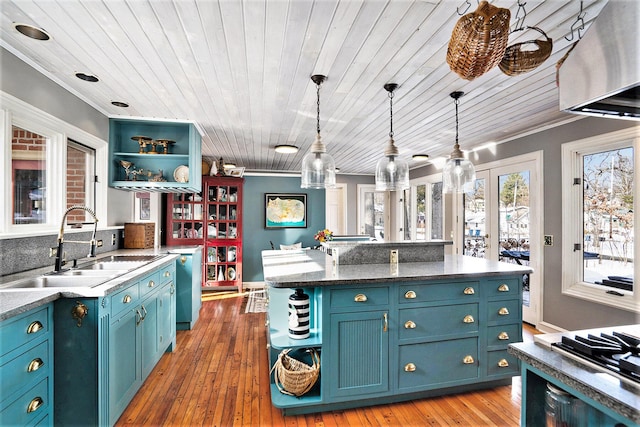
[562,129,638,313]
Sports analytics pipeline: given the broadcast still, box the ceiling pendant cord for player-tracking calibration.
[316,79,321,136]
[388,89,394,140]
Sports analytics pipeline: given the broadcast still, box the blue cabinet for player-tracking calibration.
[267,274,524,415]
[54,260,176,426]
[173,248,202,330]
[0,304,53,426]
[109,118,202,193]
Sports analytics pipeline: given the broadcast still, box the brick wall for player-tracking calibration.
[66,145,87,223]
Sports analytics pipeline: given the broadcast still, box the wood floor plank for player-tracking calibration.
[116,293,532,426]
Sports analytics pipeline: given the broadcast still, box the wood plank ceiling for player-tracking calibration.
[0,0,608,175]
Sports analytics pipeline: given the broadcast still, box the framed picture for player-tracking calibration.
[265,193,307,228]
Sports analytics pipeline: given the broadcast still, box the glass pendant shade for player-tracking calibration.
[375,83,409,191]
[442,91,475,193]
[301,74,336,189]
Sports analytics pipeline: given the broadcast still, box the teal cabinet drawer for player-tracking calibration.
[139,271,161,299]
[0,341,50,402]
[111,282,140,318]
[0,377,49,426]
[398,337,479,390]
[398,303,478,341]
[487,299,521,325]
[0,306,50,357]
[486,324,522,349]
[484,277,520,298]
[159,263,175,285]
[398,281,479,304]
[329,286,388,310]
[486,350,520,377]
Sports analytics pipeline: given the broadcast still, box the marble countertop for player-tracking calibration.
[509,337,640,424]
[262,249,532,288]
[0,246,200,321]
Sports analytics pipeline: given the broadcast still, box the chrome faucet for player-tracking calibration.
[54,205,99,272]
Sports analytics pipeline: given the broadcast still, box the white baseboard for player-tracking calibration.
[535,321,567,334]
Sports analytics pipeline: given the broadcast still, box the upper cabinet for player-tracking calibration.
[108,118,202,192]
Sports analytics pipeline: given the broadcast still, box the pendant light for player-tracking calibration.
[442,91,476,193]
[301,75,336,189]
[375,83,409,191]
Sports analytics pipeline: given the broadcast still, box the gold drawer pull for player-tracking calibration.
[123,294,132,304]
[148,280,155,288]
[27,321,43,334]
[463,287,475,295]
[463,355,475,364]
[180,256,187,265]
[28,358,44,372]
[354,293,368,302]
[498,284,510,292]
[164,270,171,277]
[463,315,475,323]
[404,363,416,372]
[498,307,510,316]
[498,359,510,368]
[498,331,510,340]
[27,396,44,413]
[404,290,416,299]
[404,320,416,329]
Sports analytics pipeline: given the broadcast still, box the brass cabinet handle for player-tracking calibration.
[135,309,143,326]
[148,280,155,288]
[28,358,44,372]
[404,363,416,372]
[141,305,148,321]
[164,270,172,277]
[123,294,132,304]
[404,290,416,299]
[71,302,89,327]
[498,307,510,316]
[463,315,475,323]
[463,287,475,295]
[498,331,510,340]
[463,355,475,364]
[170,284,175,295]
[383,313,388,332]
[404,320,416,329]
[498,284,510,292]
[498,359,510,368]
[27,321,43,334]
[27,397,44,413]
[180,256,187,265]
[354,293,368,302]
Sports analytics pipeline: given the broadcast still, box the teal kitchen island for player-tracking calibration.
[262,243,532,415]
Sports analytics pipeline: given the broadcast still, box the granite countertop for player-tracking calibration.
[262,249,532,288]
[508,338,640,424]
[0,246,200,321]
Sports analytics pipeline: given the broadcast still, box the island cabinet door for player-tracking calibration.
[327,311,390,398]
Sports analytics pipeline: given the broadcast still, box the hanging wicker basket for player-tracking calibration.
[499,27,553,76]
[270,348,320,397]
[446,0,511,80]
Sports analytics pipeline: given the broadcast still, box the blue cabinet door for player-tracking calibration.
[327,311,390,398]
[141,296,160,378]
[175,251,202,330]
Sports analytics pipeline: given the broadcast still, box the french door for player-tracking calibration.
[464,154,542,326]
[357,185,389,241]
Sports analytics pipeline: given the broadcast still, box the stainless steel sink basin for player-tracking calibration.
[78,254,162,271]
[0,274,118,289]
[61,269,128,276]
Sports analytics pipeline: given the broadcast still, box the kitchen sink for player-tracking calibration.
[60,269,129,276]
[0,273,119,289]
[78,254,162,271]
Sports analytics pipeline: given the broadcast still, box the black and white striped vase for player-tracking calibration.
[288,288,310,339]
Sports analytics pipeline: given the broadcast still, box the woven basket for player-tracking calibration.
[499,27,553,76]
[446,0,511,80]
[271,348,320,397]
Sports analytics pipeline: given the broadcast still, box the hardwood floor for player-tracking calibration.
[116,292,539,426]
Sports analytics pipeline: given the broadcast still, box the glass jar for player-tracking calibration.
[545,382,586,427]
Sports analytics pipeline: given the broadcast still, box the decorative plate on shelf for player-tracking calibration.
[173,165,189,183]
[227,267,236,280]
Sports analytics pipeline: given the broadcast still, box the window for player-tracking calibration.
[562,129,638,313]
[409,177,443,241]
[1,92,107,235]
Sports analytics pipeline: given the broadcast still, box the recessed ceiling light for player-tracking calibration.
[75,72,99,82]
[14,23,50,40]
[412,154,430,161]
[111,101,129,108]
[275,144,299,154]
